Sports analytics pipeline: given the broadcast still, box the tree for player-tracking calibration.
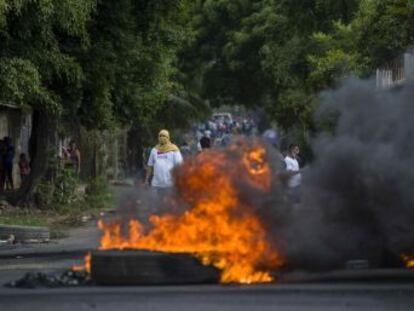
[179,0,361,131]
[0,0,96,204]
[0,0,202,205]
[308,0,414,89]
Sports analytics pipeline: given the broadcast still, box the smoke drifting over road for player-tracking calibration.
[284,78,414,269]
[109,78,414,275]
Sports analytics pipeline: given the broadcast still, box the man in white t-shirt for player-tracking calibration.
[144,129,183,190]
[284,143,302,204]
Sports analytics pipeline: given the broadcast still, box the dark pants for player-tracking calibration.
[20,174,29,186]
[0,169,5,192]
[4,166,13,190]
[287,185,301,205]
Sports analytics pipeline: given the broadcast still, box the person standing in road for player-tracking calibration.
[284,143,302,204]
[199,136,211,151]
[144,130,183,195]
[197,131,212,152]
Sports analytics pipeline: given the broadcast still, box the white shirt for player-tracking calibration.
[284,155,301,188]
[147,148,183,188]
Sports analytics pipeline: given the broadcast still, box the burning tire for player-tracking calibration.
[90,250,220,285]
[0,225,50,242]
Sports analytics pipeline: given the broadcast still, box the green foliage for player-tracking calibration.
[2,0,414,172]
[179,0,364,130]
[0,0,208,209]
[0,175,111,228]
[0,58,59,112]
[77,0,196,131]
[35,167,80,210]
[274,89,318,130]
[0,0,199,135]
[356,0,414,67]
[0,209,49,227]
[0,0,95,116]
[309,0,414,83]
[53,168,80,207]
[308,25,365,90]
[85,176,113,210]
[35,168,112,213]
[179,0,414,133]
[34,180,55,210]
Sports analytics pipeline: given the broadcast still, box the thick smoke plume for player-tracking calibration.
[284,78,414,269]
[109,78,414,273]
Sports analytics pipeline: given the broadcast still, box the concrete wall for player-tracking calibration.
[60,127,129,181]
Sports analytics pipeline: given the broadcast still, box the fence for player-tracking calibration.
[376,50,414,89]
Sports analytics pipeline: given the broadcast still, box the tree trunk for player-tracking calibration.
[127,124,144,178]
[126,125,144,179]
[8,109,57,206]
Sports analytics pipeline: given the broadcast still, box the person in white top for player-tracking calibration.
[145,129,183,190]
[284,143,302,204]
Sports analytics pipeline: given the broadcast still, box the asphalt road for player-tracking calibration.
[1,250,414,311]
[2,251,413,311]
[1,282,414,311]
[1,241,414,310]
[1,185,413,310]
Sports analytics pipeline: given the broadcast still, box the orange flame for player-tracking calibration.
[94,143,284,283]
[401,254,414,268]
[73,252,91,273]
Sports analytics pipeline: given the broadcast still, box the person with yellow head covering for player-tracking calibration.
[144,129,183,189]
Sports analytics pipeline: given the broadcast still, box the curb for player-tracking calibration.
[0,225,50,243]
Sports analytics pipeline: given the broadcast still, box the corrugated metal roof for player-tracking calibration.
[0,102,21,109]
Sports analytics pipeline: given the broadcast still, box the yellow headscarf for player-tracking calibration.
[155,129,180,153]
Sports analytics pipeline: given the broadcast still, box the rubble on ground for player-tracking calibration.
[5,270,90,288]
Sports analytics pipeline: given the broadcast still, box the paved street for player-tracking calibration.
[1,282,414,311]
[1,185,414,310]
[1,240,414,311]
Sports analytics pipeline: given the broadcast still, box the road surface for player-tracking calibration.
[1,281,414,311]
[1,185,413,310]
[1,247,413,311]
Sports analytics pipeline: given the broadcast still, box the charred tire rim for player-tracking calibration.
[0,225,50,242]
[91,250,220,285]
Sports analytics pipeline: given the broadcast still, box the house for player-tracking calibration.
[1,101,132,189]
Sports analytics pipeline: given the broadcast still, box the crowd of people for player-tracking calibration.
[194,115,256,150]
[144,123,304,206]
[1,122,303,207]
[0,138,82,194]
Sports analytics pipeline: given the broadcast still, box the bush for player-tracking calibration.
[34,165,112,220]
[85,176,113,210]
[35,167,81,210]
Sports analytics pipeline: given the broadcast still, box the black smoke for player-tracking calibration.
[282,78,414,270]
[108,79,414,271]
